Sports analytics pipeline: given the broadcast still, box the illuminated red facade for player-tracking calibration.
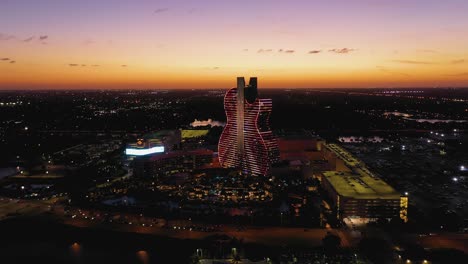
[218,77,279,176]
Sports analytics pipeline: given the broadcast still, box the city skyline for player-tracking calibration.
[1,0,468,89]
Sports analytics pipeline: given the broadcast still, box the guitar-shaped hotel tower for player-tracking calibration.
[218,77,279,176]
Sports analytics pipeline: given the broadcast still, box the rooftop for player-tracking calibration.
[325,143,361,167]
[181,129,209,139]
[323,170,401,199]
[148,149,213,161]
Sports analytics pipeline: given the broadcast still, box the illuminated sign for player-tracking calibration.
[125,146,164,156]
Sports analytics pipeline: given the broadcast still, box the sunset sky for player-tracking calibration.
[1,0,468,89]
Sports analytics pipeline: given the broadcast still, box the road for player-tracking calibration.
[404,233,468,253]
[2,196,467,253]
[1,196,350,248]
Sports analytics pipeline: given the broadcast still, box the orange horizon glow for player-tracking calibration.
[1,0,468,89]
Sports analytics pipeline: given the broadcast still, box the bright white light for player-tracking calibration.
[404,192,409,196]
[460,165,466,171]
[125,146,164,156]
[452,177,458,182]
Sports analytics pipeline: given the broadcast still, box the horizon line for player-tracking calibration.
[1,87,468,92]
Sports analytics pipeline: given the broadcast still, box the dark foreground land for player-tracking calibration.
[0,216,355,264]
[0,217,194,263]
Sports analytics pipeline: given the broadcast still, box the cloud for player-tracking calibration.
[278,49,295,53]
[1,58,10,61]
[0,33,15,41]
[191,119,225,127]
[203,66,220,70]
[69,63,103,67]
[257,49,273,53]
[83,40,96,45]
[154,8,169,14]
[451,59,465,64]
[243,49,249,52]
[376,66,410,77]
[392,60,436,65]
[121,64,128,67]
[308,50,321,54]
[329,48,355,54]
[2,34,50,43]
[10,61,16,64]
[23,36,34,42]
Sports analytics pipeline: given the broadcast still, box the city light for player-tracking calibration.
[452,177,458,182]
[460,165,466,171]
[125,146,165,156]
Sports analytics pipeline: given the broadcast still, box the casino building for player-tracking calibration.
[125,130,181,158]
[133,149,214,178]
[321,144,408,223]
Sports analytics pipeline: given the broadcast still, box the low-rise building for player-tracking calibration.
[133,149,214,178]
[321,144,408,222]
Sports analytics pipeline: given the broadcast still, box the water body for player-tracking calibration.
[402,117,467,124]
[384,112,467,124]
[0,167,17,179]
